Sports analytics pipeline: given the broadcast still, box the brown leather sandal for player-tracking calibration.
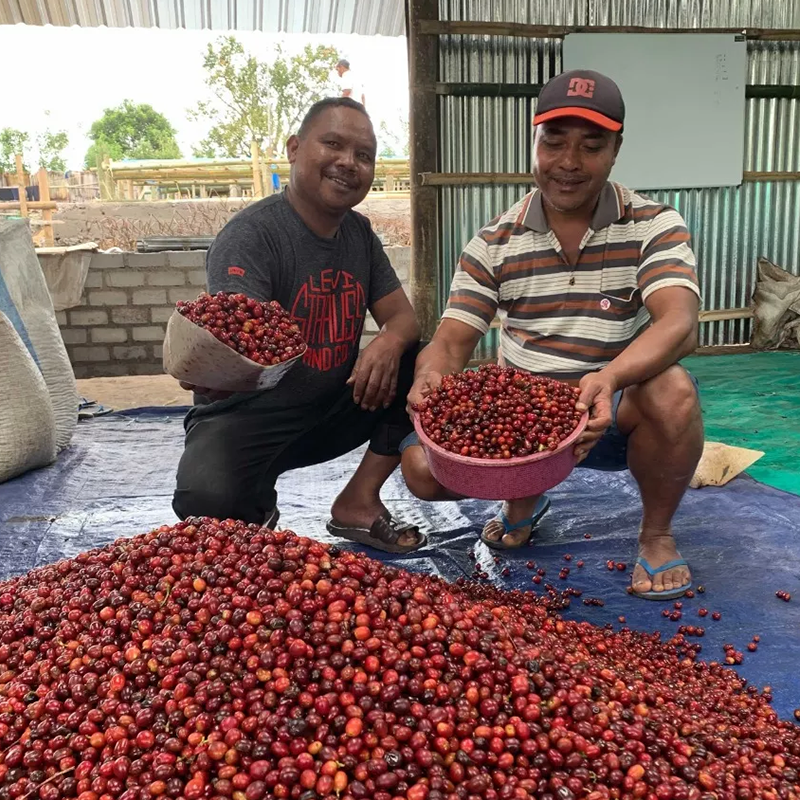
[326,510,426,554]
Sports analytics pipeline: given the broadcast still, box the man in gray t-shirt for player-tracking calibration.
[173,98,424,553]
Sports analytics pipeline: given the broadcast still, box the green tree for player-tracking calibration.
[0,128,29,172]
[84,100,181,167]
[37,129,69,172]
[377,117,409,159]
[190,37,340,159]
[191,141,218,160]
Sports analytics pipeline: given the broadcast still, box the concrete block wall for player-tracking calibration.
[54,247,411,378]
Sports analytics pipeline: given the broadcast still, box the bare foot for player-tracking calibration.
[330,494,421,548]
[482,497,541,548]
[631,527,691,595]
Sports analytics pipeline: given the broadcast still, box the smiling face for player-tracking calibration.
[286,106,376,218]
[533,118,622,216]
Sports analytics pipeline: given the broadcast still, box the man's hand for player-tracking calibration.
[347,333,405,412]
[178,381,234,402]
[574,371,617,462]
[406,370,443,415]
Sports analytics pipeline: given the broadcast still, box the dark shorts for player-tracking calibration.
[173,346,418,524]
[579,372,700,471]
[401,372,700,472]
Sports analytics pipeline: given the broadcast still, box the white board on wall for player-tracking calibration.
[562,33,747,190]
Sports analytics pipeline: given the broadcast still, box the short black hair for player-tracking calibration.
[297,97,371,138]
[336,59,350,69]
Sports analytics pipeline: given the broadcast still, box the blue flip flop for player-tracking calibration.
[632,556,692,600]
[481,495,552,550]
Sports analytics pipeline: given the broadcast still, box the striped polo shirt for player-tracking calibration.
[442,182,700,379]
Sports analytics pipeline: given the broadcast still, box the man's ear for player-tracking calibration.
[610,132,623,166]
[286,135,300,164]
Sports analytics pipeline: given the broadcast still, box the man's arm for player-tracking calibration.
[576,208,700,456]
[407,320,483,409]
[602,286,698,390]
[372,286,420,348]
[346,225,418,411]
[574,287,698,458]
[602,207,700,390]
[340,72,354,99]
[406,229,499,408]
[347,287,419,411]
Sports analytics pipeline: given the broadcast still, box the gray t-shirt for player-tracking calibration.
[205,192,401,406]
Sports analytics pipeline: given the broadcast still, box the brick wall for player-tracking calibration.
[54,247,411,378]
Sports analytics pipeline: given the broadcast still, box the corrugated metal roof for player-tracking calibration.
[0,0,406,35]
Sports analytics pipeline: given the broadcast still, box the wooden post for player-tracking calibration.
[0,201,58,211]
[95,153,103,197]
[408,0,440,339]
[260,163,269,196]
[98,155,114,200]
[15,155,28,218]
[250,141,264,198]
[37,168,55,246]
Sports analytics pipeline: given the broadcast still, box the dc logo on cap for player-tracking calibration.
[567,78,596,98]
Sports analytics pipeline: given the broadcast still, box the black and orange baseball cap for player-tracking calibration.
[533,70,625,132]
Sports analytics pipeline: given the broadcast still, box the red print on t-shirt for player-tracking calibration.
[228,266,245,276]
[290,269,365,372]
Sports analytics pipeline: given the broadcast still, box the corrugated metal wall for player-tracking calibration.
[437,0,800,352]
[0,0,406,35]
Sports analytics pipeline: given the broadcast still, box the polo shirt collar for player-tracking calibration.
[522,182,623,233]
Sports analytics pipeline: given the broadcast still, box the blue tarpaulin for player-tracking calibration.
[1,407,798,720]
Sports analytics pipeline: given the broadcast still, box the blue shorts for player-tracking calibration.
[401,373,700,472]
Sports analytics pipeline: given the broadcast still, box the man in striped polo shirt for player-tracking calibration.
[402,70,704,600]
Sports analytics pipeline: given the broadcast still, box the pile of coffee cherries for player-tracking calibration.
[176,292,306,366]
[414,365,583,459]
[0,519,798,800]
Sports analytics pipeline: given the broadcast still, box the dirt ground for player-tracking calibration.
[77,375,192,410]
[54,196,411,249]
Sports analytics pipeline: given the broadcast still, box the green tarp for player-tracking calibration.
[685,352,800,496]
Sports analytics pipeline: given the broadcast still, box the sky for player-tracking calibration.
[0,24,409,171]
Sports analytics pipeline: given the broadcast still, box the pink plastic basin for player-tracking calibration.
[413,412,589,501]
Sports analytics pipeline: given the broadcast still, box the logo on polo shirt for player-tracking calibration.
[228,266,245,277]
[567,77,596,98]
[600,298,611,310]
